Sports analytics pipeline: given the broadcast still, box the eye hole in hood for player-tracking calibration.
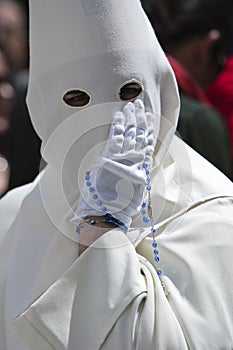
[119,81,143,101]
[63,89,91,107]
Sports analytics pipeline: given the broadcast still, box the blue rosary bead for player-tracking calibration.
[93,194,98,200]
[86,181,91,187]
[143,217,150,223]
[89,187,95,193]
[139,164,167,294]
[146,177,151,184]
[76,223,84,234]
[97,200,103,206]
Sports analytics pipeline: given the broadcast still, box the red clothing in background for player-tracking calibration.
[206,55,233,155]
[167,55,233,178]
[167,55,210,104]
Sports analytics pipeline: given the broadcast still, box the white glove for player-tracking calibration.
[73,99,156,228]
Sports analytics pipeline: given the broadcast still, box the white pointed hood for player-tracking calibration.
[27,0,179,147]
[25,0,181,237]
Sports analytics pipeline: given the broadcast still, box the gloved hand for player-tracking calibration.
[73,99,156,228]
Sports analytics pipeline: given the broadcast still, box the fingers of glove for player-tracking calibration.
[123,101,137,128]
[144,135,155,166]
[103,111,125,157]
[134,99,147,151]
[122,102,137,153]
[146,112,156,147]
[144,112,156,167]
[144,144,154,167]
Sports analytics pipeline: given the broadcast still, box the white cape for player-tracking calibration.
[1,0,233,348]
[1,137,233,350]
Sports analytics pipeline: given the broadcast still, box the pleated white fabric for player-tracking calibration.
[1,0,233,349]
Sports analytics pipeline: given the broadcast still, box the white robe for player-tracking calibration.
[1,1,233,348]
[1,138,233,350]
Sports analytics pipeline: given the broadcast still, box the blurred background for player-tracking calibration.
[141,0,233,180]
[0,0,41,198]
[0,0,233,199]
